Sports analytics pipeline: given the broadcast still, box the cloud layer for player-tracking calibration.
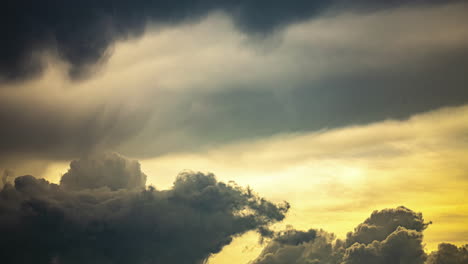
[1,2,468,166]
[1,0,460,82]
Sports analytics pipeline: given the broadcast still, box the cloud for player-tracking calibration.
[343,226,426,264]
[1,0,460,82]
[251,206,466,264]
[140,104,468,261]
[342,207,428,264]
[1,3,468,164]
[1,155,463,264]
[60,152,147,190]
[251,229,343,264]
[0,154,289,264]
[345,207,429,247]
[426,243,468,264]
[1,169,13,188]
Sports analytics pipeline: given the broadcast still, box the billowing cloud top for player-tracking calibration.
[252,206,466,264]
[60,152,147,190]
[345,207,429,246]
[426,243,468,264]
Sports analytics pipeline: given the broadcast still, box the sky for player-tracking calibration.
[1,1,468,264]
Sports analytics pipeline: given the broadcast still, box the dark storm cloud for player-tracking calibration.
[252,206,466,264]
[1,1,468,163]
[0,0,460,82]
[0,154,289,264]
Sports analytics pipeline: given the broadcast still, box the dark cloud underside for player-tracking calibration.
[0,0,461,82]
[1,1,467,165]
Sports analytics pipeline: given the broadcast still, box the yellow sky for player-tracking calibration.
[41,104,468,263]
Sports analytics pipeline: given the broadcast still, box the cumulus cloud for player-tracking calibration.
[251,206,466,264]
[343,226,426,264]
[252,229,343,264]
[342,207,429,264]
[60,152,147,190]
[426,243,468,264]
[0,154,289,264]
[345,207,429,247]
[0,155,465,264]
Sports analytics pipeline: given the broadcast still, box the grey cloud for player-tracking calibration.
[343,227,426,264]
[0,0,461,82]
[116,3,468,158]
[162,48,468,152]
[0,154,289,264]
[252,229,343,264]
[120,50,468,158]
[251,206,462,264]
[345,207,429,247]
[60,152,147,191]
[1,3,468,163]
[0,97,152,166]
[427,243,468,264]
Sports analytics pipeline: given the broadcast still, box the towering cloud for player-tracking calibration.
[252,206,466,264]
[342,207,429,264]
[343,227,426,264]
[345,207,429,247]
[60,152,147,190]
[0,0,460,82]
[0,154,289,264]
